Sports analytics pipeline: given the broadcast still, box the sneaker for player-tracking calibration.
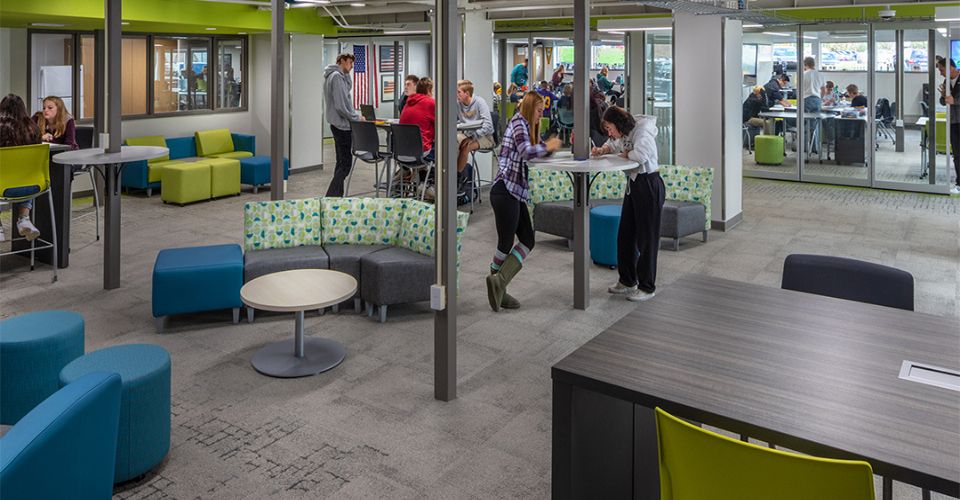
[608,282,637,295]
[951,185,960,196]
[16,217,40,242]
[423,186,436,202]
[627,290,656,302]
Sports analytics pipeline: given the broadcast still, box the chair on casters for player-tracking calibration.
[655,407,875,500]
[72,125,100,242]
[347,120,386,197]
[0,144,58,282]
[389,124,433,200]
[468,110,501,210]
[781,254,914,311]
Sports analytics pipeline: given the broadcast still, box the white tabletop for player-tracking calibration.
[52,145,168,166]
[458,120,484,130]
[241,269,358,312]
[759,111,837,120]
[529,151,638,173]
[43,142,72,152]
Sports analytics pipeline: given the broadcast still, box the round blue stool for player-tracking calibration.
[0,310,84,425]
[59,343,171,483]
[590,204,621,268]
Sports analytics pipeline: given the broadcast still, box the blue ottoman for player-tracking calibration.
[590,204,621,267]
[59,344,171,483]
[152,244,243,332]
[0,311,85,425]
[240,156,290,194]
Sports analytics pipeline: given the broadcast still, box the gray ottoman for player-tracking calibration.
[324,244,390,312]
[360,247,434,323]
[661,200,707,251]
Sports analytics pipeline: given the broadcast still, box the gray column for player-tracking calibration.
[103,0,122,290]
[528,33,534,85]
[572,0,590,310]
[499,37,508,127]
[927,29,936,185]
[393,40,400,118]
[894,29,904,152]
[270,0,285,201]
[434,0,460,402]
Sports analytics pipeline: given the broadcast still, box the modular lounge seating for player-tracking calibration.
[243,197,469,323]
[529,165,712,251]
[781,254,914,311]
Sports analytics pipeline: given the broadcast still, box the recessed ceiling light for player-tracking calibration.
[238,32,247,35]
[121,21,130,25]
[350,2,366,6]
[30,22,66,28]
[206,27,217,31]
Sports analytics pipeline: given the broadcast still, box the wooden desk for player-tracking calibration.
[552,275,960,499]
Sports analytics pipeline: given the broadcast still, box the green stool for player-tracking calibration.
[205,158,241,198]
[161,163,211,205]
[754,135,784,166]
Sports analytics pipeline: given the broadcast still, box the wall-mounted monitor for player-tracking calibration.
[953,39,960,68]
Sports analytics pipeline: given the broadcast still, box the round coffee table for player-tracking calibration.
[241,269,357,378]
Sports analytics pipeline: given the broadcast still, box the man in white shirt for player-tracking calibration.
[801,56,825,155]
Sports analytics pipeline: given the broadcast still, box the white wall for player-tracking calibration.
[463,12,496,181]
[409,40,430,81]
[1,28,28,98]
[290,34,325,169]
[249,34,290,164]
[627,33,644,112]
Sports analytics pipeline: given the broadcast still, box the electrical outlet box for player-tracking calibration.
[430,285,446,310]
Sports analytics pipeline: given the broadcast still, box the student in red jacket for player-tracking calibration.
[399,77,436,162]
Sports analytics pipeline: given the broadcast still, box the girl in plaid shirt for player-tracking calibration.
[486,93,562,312]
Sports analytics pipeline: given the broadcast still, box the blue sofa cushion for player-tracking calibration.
[1,372,121,500]
[166,136,197,160]
[152,244,243,318]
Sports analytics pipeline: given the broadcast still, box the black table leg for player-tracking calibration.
[101,163,122,289]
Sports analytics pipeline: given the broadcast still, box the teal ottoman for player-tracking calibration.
[59,344,171,483]
[590,204,621,268]
[240,156,290,194]
[152,244,243,332]
[0,311,85,425]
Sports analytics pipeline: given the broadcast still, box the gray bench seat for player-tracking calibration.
[360,247,434,323]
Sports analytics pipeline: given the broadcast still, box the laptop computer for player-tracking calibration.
[360,104,377,121]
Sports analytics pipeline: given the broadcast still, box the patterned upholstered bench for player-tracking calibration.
[243,197,469,322]
[528,165,713,251]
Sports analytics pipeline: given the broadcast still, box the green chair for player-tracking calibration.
[754,134,784,166]
[195,129,254,160]
[125,136,187,196]
[655,407,875,500]
[161,163,211,205]
[935,112,946,155]
[0,144,58,282]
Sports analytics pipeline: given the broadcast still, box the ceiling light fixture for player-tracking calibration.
[30,22,66,28]
[762,31,791,37]
[743,24,762,28]
[121,21,130,25]
[599,27,670,32]
[206,27,217,31]
[383,30,429,35]
[350,2,366,6]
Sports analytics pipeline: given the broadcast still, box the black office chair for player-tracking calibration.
[347,120,386,197]
[72,125,100,242]
[781,254,914,311]
[389,123,432,200]
[467,110,501,210]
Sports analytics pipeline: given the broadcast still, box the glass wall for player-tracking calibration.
[644,31,673,164]
[154,37,211,112]
[216,39,244,109]
[30,33,75,115]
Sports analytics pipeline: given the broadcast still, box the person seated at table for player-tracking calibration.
[0,94,43,242]
[764,73,790,108]
[456,79,495,176]
[397,74,419,115]
[485,92,561,312]
[846,84,868,109]
[492,82,502,114]
[558,83,574,110]
[742,85,769,148]
[597,66,615,94]
[591,106,664,302]
[34,95,78,151]
[822,80,841,106]
[551,65,565,90]
[399,77,436,164]
[506,83,524,104]
[589,88,609,147]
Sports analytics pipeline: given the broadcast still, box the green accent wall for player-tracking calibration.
[768,3,959,21]
[495,15,670,33]
[0,0,336,35]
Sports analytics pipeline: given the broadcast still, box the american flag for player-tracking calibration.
[380,45,403,73]
[353,44,379,109]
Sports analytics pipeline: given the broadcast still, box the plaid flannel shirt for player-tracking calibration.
[494,113,548,202]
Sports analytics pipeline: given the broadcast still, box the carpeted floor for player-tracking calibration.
[1,150,957,499]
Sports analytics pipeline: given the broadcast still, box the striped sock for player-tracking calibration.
[510,243,531,264]
[491,249,508,272]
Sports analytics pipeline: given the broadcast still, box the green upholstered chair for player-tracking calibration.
[161,163,211,205]
[125,136,187,192]
[935,112,946,155]
[655,407,875,500]
[195,129,254,160]
[754,134,784,166]
[205,158,241,198]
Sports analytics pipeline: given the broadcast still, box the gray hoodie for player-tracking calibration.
[324,64,361,131]
[603,114,659,181]
[457,95,494,139]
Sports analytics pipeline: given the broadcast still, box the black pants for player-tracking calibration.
[951,122,960,187]
[489,181,535,255]
[326,125,353,197]
[617,172,665,293]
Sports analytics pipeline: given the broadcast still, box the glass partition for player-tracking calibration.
[645,31,673,165]
[30,33,75,115]
[153,37,211,113]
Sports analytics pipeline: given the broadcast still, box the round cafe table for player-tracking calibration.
[241,269,357,378]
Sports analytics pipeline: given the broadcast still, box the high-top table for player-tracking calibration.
[241,269,357,378]
[53,145,168,289]
[552,274,960,499]
[528,151,637,309]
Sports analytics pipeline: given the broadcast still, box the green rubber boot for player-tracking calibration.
[486,254,522,312]
[490,267,520,309]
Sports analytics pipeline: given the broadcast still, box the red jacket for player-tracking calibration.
[399,93,435,153]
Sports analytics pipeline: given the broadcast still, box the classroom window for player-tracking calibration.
[819,42,868,72]
[215,38,245,109]
[153,37,212,113]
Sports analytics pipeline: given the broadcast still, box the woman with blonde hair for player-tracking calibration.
[35,95,78,150]
[485,92,561,311]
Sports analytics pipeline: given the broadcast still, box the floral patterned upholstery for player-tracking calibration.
[321,197,403,246]
[243,198,322,251]
[659,165,713,230]
[397,199,470,258]
[528,168,573,205]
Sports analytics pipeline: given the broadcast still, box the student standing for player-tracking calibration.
[36,96,78,150]
[592,107,664,302]
[0,94,43,242]
[936,56,960,194]
[764,73,790,107]
[323,53,362,197]
[486,92,561,311]
[511,59,528,87]
[800,56,825,154]
[551,65,565,90]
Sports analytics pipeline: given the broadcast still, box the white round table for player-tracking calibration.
[52,145,169,290]
[241,269,357,378]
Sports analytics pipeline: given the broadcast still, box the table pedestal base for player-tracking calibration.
[251,310,346,378]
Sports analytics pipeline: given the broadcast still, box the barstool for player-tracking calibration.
[0,143,59,282]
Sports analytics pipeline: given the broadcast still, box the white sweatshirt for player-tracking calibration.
[602,114,659,182]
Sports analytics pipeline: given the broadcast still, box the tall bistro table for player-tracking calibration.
[241,269,357,378]
[552,275,960,499]
[528,151,638,309]
[52,146,168,289]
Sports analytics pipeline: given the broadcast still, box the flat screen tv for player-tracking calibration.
[953,39,960,68]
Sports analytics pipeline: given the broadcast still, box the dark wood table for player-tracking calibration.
[552,275,960,499]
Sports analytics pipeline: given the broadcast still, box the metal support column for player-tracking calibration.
[528,33,535,85]
[895,29,904,152]
[103,0,122,290]
[270,0,285,201]
[572,0,591,310]
[393,40,401,118]
[434,0,460,402]
[927,29,937,185]
[498,38,508,127]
